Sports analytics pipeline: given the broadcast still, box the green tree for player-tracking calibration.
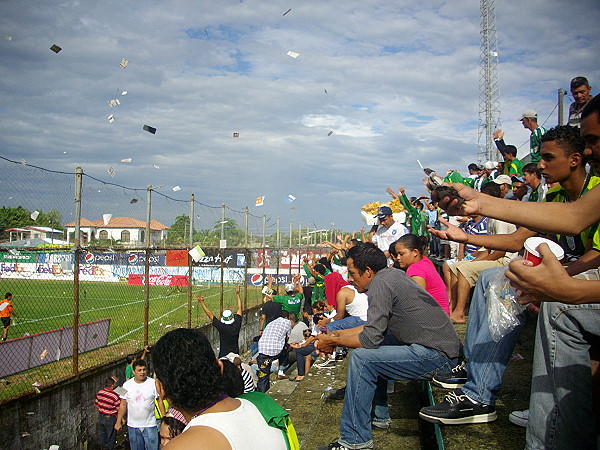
[166,214,194,245]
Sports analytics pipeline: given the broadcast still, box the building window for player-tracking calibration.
[99,230,108,240]
[121,230,130,242]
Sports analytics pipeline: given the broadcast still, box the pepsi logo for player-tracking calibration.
[250,274,263,286]
[84,253,95,263]
[128,254,138,264]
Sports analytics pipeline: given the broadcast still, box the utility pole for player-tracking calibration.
[289,219,293,248]
[276,217,280,248]
[244,207,249,247]
[558,89,565,125]
[262,214,266,247]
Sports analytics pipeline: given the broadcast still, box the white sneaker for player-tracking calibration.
[508,409,529,427]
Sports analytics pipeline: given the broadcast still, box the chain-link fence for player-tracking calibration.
[0,156,331,403]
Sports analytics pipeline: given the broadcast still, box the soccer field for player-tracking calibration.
[0,279,263,402]
[1,279,262,344]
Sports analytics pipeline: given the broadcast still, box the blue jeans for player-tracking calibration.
[461,267,529,405]
[526,302,600,449]
[339,344,458,448]
[295,343,316,376]
[128,425,159,450]
[326,316,366,332]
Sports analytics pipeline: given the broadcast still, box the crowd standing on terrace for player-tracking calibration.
[88,77,597,449]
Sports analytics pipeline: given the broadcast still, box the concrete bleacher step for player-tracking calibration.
[267,354,428,449]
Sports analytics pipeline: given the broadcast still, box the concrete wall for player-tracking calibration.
[0,305,262,450]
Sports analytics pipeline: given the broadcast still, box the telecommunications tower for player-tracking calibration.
[477,0,501,164]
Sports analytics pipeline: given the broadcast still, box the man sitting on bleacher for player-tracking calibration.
[315,242,461,450]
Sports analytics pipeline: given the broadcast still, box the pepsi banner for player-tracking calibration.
[247,273,307,286]
[79,252,120,265]
[78,252,165,266]
[121,253,166,266]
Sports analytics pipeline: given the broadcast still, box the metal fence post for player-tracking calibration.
[144,185,151,346]
[188,194,194,328]
[72,167,83,376]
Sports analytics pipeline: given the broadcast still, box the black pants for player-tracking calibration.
[256,348,289,392]
[98,413,117,449]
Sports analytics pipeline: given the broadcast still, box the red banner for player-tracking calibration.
[166,249,189,266]
[127,274,189,286]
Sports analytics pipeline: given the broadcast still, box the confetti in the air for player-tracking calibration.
[30,210,39,221]
[130,199,138,204]
[233,132,240,138]
[107,114,115,123]
[50,44,61,53]
[121,90,128,96]
[255,196,265,207]
[108,99,120,107]
[108,167,115,177]
[327,131,333,136]
[286,51,300,58]
[283,8,292,16]
[172,186,181,192]
[121,158,132,163]
[120,58,128,68]
[3,36,12,41]
[143,125,157,134]
[103,214,112,225]
[153,164,160,169]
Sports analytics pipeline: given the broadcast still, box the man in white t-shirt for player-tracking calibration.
[115,359,164,450]
[368,206,408,259]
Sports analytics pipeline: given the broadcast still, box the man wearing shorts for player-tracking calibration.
[0,293,18,341]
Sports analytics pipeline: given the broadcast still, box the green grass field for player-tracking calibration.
[0,279,263,402]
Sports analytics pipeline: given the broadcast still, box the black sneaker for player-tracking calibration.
[419,389,497,425]
[317,441,372,450]
[432,362,467,389]
[328,386,346,400]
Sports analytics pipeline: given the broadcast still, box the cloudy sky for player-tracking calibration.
[1,0,598,234]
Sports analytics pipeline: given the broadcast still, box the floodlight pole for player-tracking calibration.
[221,203,226,241]
[244,207,249,248]
[276,217,280,248]
[289,220,293,248]
[262,215,266,247]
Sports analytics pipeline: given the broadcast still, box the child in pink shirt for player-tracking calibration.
[392,234,450,315]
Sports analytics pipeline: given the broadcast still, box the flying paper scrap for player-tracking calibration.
[103,214,112,225]
[233,132,240,138]
[120,158,132,163]
[120,58,128,68]
[153,164,160,169]
[327,131,333,136]
[108,167,115,177]
[40,349,48,360]
[30,210,39,221]
[107,114,115,123]
[189,245,206,262]
[172,186,181,192]
[3,36,12,41]
[143,125,157,134]
[255,196,265,207]
[114,386,127,396]
[285,194,296,204]
[286,51,300,58]
[121,90,128,95]
[283,8,291,16]
[130,199,138,204]
[50,44,61,53]
[108,99,120,107]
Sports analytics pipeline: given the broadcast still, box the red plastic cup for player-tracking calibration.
[523,237,564,266]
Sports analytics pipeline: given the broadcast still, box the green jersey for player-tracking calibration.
[273,293,303,316]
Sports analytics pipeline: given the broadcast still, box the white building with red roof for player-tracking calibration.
[64,217,169,246]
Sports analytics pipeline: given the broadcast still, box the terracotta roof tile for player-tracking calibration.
[65,217,169,230]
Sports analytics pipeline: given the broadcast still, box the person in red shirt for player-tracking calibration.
[94,377,121,450]
[0,293,18,341]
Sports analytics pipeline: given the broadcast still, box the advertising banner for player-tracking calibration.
[127,274,189,286]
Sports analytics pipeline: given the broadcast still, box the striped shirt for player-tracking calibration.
[464,217,488,254]
[94,388,121,415]
[241,368,255,393]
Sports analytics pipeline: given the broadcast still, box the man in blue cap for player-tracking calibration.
[368,206,408,259]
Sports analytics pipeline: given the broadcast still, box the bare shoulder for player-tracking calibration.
[168,425,232,450]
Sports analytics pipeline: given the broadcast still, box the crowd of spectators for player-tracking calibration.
[92,77,597,449]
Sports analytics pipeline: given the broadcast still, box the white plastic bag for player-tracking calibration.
[486,264,526,342]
